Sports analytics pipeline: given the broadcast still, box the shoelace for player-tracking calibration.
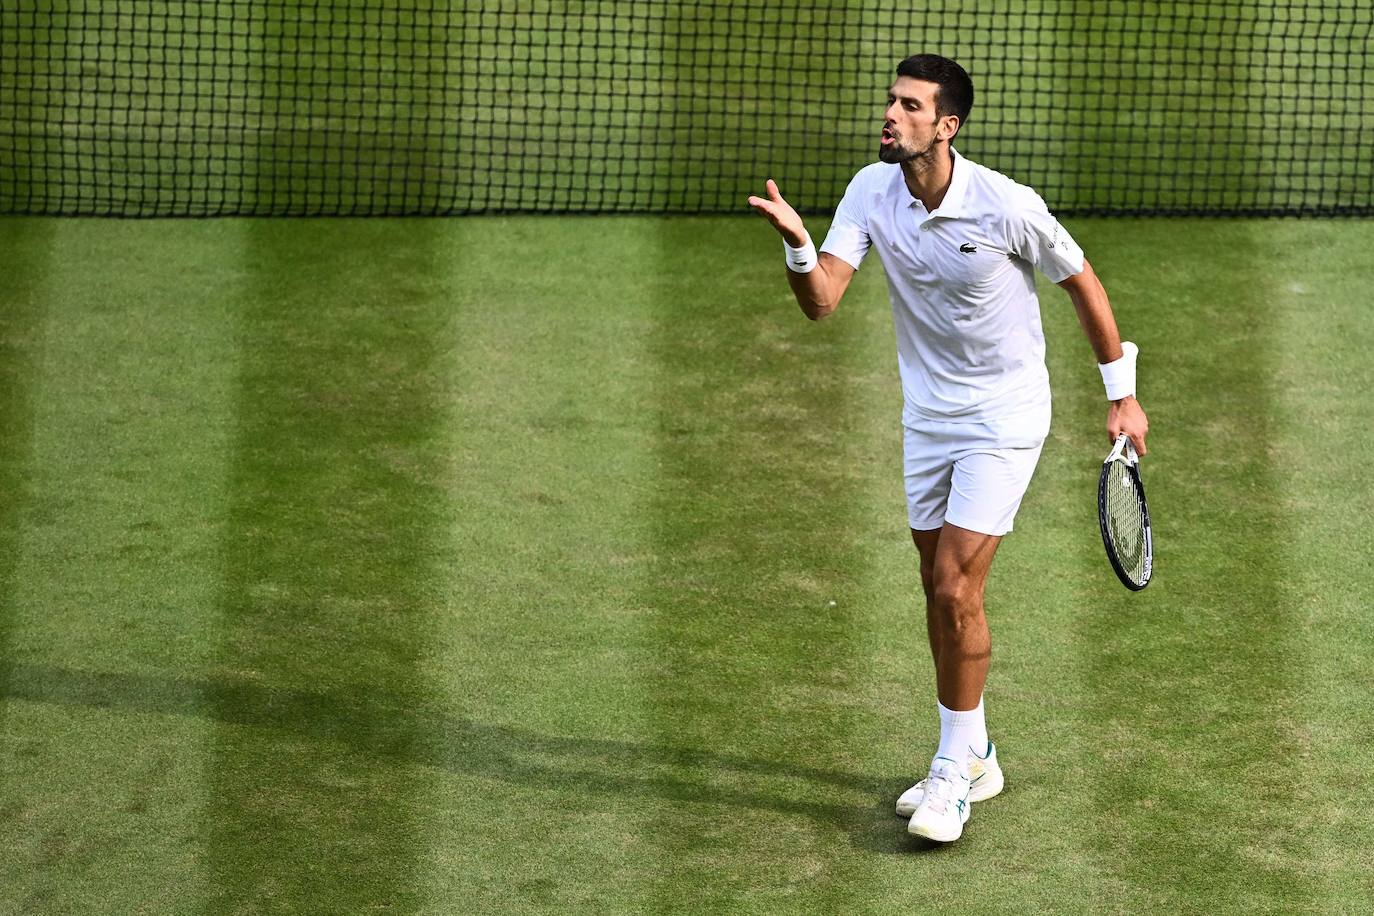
[924,767,960,814]
[915,756,983,795]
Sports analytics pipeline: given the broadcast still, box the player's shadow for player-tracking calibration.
[0,661,943,854]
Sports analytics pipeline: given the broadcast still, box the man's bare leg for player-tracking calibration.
[911,526,942,668]
[898,521,1007,832]
[911,522,1000,709]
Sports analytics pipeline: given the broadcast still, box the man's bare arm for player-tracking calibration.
[747,179,856,320]
[1058,259,1150,455]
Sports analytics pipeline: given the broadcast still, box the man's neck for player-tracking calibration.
[901,145,955,212]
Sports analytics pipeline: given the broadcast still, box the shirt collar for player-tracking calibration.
[905,146,970,220]
[934,146,970,219]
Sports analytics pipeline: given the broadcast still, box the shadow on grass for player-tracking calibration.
[0,662,942,855]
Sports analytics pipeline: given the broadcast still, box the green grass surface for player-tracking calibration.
[1,215,1372,914]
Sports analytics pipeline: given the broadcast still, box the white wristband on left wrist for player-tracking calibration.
[1099,341,1138,401]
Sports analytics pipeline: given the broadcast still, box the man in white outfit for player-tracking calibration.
[748,54,1149,843]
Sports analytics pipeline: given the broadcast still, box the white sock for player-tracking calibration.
[935,696,988,778]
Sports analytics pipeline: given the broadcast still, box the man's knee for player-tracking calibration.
[931,575,984,631]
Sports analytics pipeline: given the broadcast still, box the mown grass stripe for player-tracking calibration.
[0,218,50,689]
[0,219,52,873]
[201,219,449,913]
[1266,219,1374,911]
[630,212,906,910]
[0,219,242,913]
[1060,220,1312,910]
[408,216,667,912]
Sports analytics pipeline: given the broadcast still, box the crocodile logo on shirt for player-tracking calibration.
[959,243,978,253]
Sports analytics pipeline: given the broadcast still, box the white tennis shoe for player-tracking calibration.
[906,756,971,842]
[896,741,1003,818]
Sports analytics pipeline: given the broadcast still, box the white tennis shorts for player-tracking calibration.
[903,416,1047,536]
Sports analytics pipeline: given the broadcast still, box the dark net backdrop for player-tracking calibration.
[1,0,1370,217]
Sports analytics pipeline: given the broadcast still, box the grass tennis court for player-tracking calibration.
[1,214,1371,912]
[1,0,1372,908]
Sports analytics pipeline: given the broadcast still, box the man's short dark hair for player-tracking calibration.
[895,54,974,136]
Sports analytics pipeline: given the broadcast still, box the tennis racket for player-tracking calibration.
[1098,433,1152,590]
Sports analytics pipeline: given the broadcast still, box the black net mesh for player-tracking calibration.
[1,0,1370,217]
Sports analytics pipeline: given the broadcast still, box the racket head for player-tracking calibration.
[1098,435,1153,590]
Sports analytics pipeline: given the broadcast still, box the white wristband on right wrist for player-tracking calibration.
[1099,341,1138,401]
[784,234,817,273]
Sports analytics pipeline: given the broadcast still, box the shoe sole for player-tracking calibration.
[907,803,970,842]
[907,820,962,843]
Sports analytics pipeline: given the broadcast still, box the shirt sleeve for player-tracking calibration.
[819,170,872,270]
[1002,189,1085,282]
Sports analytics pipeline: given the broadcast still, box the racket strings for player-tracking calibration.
[1104,461,1147,582]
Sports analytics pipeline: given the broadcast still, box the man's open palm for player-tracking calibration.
[747,179,806,247]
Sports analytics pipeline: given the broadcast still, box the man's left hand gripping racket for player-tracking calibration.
[1098,434,1152,590]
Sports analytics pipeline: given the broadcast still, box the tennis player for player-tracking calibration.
[748,54,1149,843]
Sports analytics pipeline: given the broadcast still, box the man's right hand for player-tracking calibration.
[747,178,855,320]
[747,179,807,247]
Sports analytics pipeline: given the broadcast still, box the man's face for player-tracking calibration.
[879,76,957,164]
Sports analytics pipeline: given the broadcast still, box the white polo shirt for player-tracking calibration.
[820,147,1084,432]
